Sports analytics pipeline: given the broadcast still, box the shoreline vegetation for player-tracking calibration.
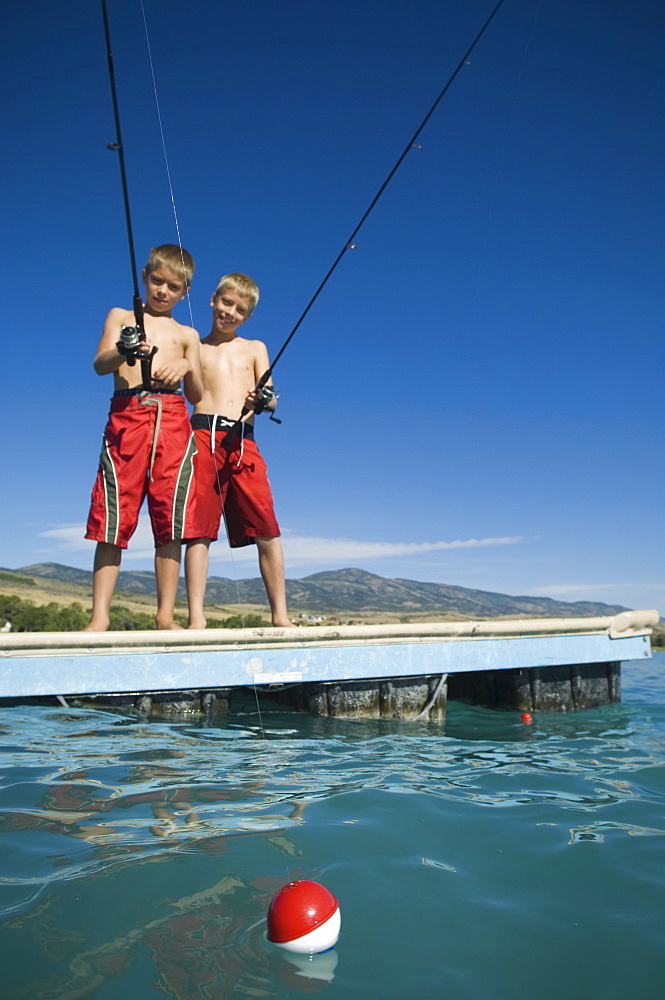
[0,571,271,632]
[0,565,661,644]
[0,594,270,633]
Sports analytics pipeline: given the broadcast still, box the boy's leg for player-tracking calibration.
[155,540,184,630]
[83,542,122,632]
[255,536,290,627]
[184,538,212,630]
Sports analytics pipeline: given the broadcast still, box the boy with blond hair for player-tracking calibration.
[84,244,203,631]
[185,273,289,628]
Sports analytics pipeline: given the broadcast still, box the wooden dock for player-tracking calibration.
[0,609,657,719]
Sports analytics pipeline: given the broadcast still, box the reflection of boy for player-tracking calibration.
[185,273,289,629]
[84,244,203,631]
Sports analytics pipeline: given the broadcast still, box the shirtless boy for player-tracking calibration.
[185,273,290,628]
[84,244,203,631]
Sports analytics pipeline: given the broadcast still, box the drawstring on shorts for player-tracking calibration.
[139,392,163,481]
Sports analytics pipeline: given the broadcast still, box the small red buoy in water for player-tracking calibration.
[267,880,341,954]
[521,712,533,724]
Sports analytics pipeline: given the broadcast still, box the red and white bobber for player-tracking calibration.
[266,880,341,954]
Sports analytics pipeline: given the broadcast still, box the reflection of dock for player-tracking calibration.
[0,610,658,719]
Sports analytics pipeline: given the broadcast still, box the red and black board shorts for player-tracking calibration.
[86,391,198,548]
[189,415,280,548]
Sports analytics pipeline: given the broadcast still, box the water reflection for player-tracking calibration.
[0,771,308,863]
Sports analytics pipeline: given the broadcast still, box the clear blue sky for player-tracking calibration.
[1,0,662,614]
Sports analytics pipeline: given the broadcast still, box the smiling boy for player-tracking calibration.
[185,273,289,628]
[84,244,203,631]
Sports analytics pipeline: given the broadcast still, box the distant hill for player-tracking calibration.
[14,562,630,618]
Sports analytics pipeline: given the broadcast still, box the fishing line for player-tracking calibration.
[135,2,263,607]
[223,0,508,440]
[137,5,275,739]
[139,0,196,330]
[222,540,267,738]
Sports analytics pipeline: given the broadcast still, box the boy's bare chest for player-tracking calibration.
[202,342,254,380]
[144,319,184,357]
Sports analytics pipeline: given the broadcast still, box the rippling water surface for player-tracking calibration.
[1,652,664,999]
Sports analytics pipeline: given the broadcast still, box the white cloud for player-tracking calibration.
[39,522,527,568]
[39,521,155,560]
[39,524,96,548]
[274,533,527,566]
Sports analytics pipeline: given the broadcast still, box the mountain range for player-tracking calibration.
[12,562,629,618]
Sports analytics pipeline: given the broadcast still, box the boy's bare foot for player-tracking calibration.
[188,617,207,630]
[155,618,185,631]
[271,617,292,628]
[81,619,110,632]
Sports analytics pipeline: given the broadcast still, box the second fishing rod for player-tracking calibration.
[224,0,507,441]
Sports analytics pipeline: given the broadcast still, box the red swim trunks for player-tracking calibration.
[86,391,198,548]
[190,417,280,547]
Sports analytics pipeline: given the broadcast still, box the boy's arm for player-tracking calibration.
[151,326,203,403]
[93,308,147,375]
[182,328,203,405]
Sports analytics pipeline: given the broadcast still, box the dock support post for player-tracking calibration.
[261,674,447,721]
[447,661,621,712]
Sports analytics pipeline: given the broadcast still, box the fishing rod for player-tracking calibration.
[100,0,157,389]
[225,0,507,440]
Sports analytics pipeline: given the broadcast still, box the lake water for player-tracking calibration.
[1,651,664,999]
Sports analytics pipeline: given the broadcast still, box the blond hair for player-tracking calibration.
[144,244,195,288]
[213,272,259,313]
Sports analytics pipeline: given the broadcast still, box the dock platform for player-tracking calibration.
[0,610,657,719]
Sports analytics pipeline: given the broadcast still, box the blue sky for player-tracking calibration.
[1,0,663,614]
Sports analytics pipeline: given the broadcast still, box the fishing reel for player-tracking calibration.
[116,325,146,366]
[254,384,282,423]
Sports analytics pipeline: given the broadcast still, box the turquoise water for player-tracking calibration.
[1,652,664,999]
